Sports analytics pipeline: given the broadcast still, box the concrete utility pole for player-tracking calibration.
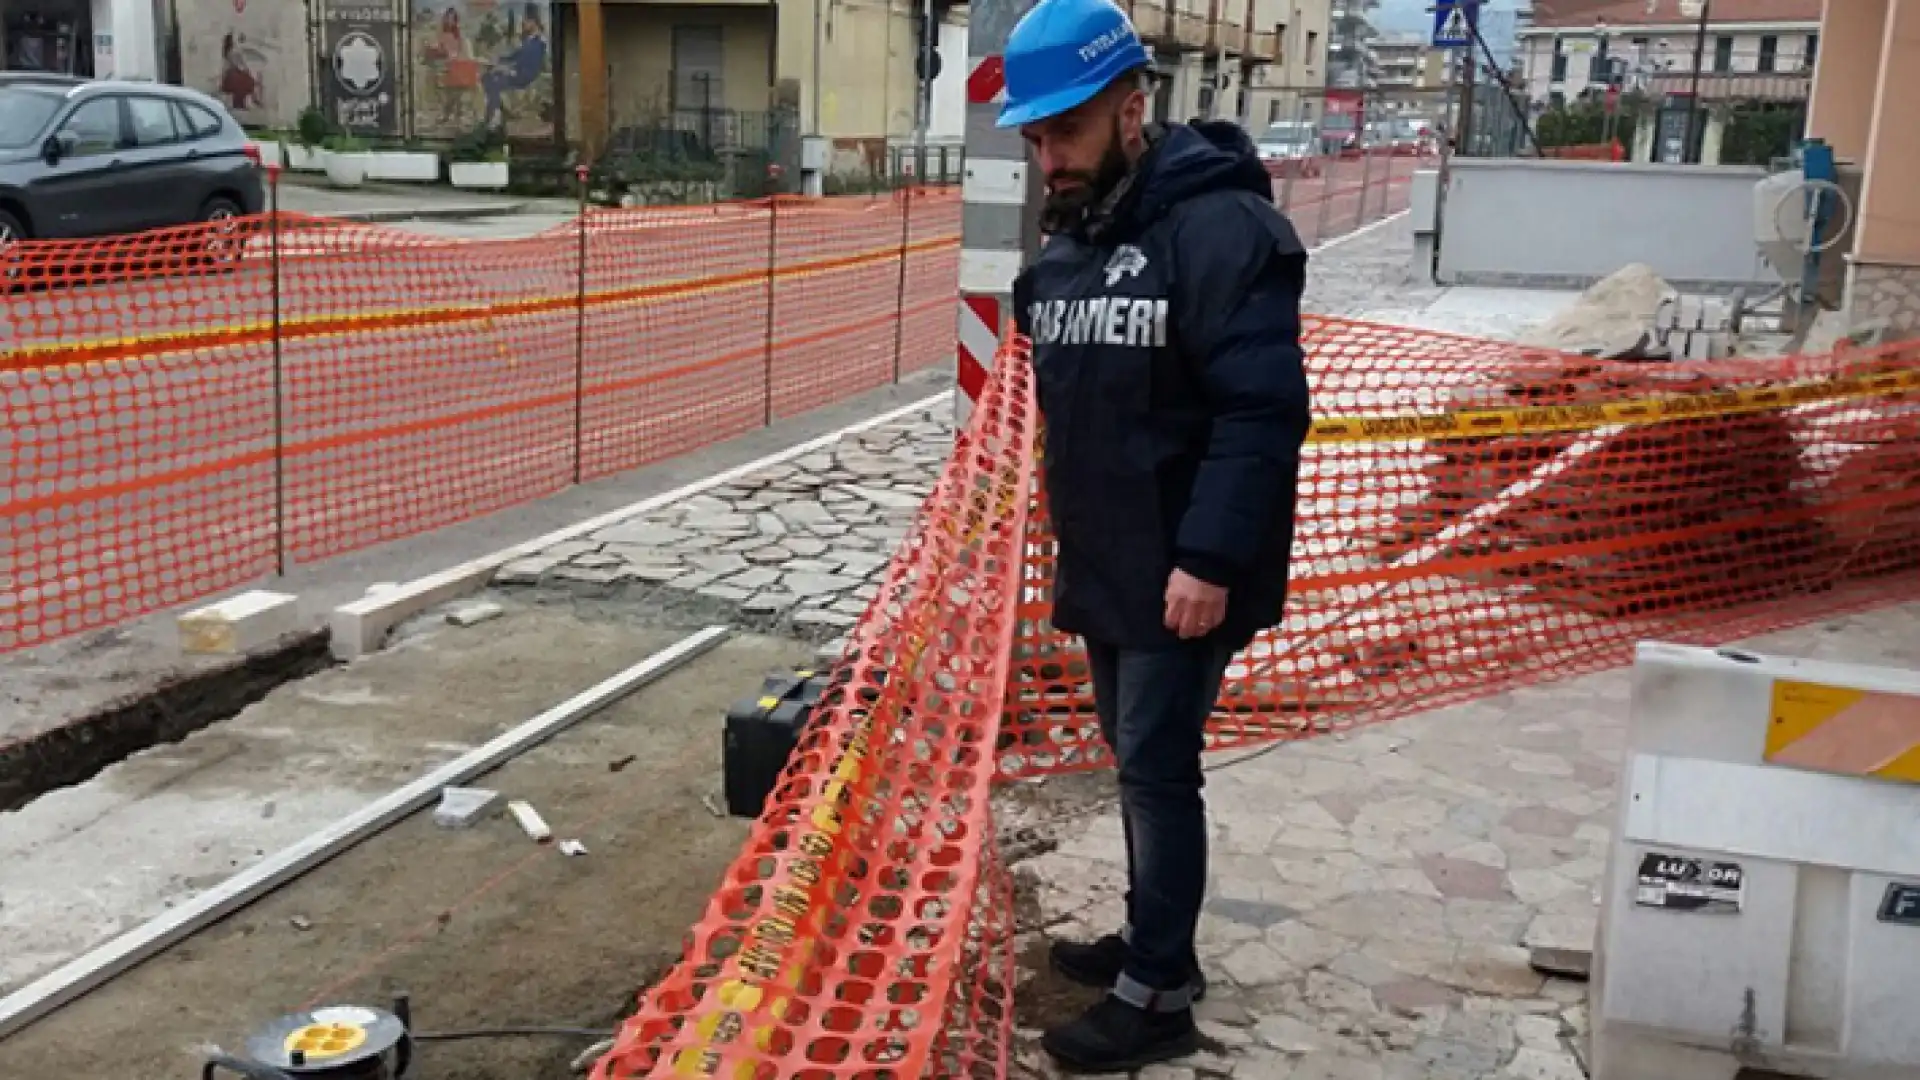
[578,0,608,164]
[953,0,1044,427]
[1683,0,1710,164]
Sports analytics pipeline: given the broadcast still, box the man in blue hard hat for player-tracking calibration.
[1001,0,1310,1071]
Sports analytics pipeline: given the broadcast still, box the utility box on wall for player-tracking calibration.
[1592,643,1920,1080]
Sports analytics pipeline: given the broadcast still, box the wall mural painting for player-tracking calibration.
[410,0,554,140]
[182,0,309,127]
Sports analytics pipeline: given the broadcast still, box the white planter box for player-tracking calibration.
[249,139,284,168]
[365,150,440,183]
[324,151,370,189]
[285,144,326,172]
[449,160,510,190]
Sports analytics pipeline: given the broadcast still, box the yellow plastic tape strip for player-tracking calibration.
[1306,368,1920,445]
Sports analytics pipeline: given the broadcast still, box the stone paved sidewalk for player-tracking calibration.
[491,410,949,636]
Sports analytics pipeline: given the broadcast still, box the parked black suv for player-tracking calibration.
[0,75,265,252]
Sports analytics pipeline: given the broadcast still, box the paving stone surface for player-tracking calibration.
[490,411,950,639]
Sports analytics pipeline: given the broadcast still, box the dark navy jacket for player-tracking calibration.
[1013,121,1310,651]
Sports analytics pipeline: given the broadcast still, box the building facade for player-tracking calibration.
[1239,0,1331,129]
[3,0,164,80]
[1518,0,1820,106]
[1805,0,1920,338]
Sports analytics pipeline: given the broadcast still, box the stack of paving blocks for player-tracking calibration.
[1380,363,1826,617]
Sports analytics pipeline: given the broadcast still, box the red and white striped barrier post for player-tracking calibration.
[955,12,1040,428]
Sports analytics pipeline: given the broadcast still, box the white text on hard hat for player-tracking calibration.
[1078,26,1129,63]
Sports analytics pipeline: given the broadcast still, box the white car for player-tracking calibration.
[1255,121,1323,178]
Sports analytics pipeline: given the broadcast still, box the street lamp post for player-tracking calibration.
[1682,0,1710,164]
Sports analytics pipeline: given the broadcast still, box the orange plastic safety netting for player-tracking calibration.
[595,325,1920,1078]
[0,190,958,651]
[590,321,1920,1078]
[594,339,1035,1080]
[998,320,1920,775]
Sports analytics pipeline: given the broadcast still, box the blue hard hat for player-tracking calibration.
[997,0,1152,128]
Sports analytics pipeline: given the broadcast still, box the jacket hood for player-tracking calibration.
[1124,120,1273,227]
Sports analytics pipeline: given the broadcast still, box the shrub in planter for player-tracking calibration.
[323,134,372,188]
[448,126,510,189]
[290,108,334,172]
[365,141,441,182]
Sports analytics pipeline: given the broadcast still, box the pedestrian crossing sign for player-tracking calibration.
[1432,0,1475,48]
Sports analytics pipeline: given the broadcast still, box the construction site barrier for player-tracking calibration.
[1541,141,1628,162]
[0,189,960,652]
[1268,149,1428,248]
[596,325,1920,1078]
[0,158,1422,656]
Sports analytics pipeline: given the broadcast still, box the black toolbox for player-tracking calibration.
[722,669,832,818]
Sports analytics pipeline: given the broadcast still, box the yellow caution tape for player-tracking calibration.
[669,414,1030,1077]
[8,234,962,372]
[1307,367,1920,444]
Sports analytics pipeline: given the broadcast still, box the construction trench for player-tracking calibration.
[0,608,812,1079]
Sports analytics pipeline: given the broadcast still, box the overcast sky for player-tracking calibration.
[1372,0,1515,34]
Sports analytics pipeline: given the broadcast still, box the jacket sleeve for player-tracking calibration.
[1168,193,1312,587]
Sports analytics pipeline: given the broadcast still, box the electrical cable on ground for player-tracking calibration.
[412,1026,614,1041]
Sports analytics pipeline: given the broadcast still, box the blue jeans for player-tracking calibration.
[1084,636,1234,1008]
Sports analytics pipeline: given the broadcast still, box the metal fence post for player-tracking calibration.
[573,164,590,485]
[1354,145,1376,232]
[891,179,914,383]
[763,176,779,426]
[268,164,287,578]
[1276,98,1306,219]
[1312,152,1333,244]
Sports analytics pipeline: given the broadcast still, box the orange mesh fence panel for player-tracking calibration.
[578,201,777,479]
[999,322,1920,775]
[275,215,581,563]
[1,221,279,650]
[1273,149,1429,249]
[593,339,1034,1080]
[770,196,914,420]
[898,189,963,377]
[1543,141,1626,161]
[2,186,963,654]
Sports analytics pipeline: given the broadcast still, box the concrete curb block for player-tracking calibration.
[320,202,531,223]
[1311,208,1408,254]
[328,392,948,660]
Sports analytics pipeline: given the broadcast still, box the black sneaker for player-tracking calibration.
[1042,994,1199,1073]
[1049,935,1208,1000]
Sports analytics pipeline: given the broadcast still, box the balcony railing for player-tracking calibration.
[1119,0,1277,59]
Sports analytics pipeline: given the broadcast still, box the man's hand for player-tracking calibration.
[1164,569,1228,639]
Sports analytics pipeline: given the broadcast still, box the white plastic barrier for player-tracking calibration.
[1592,642,1920,1080]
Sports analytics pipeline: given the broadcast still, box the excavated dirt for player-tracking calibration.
[0,628,811,1080]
